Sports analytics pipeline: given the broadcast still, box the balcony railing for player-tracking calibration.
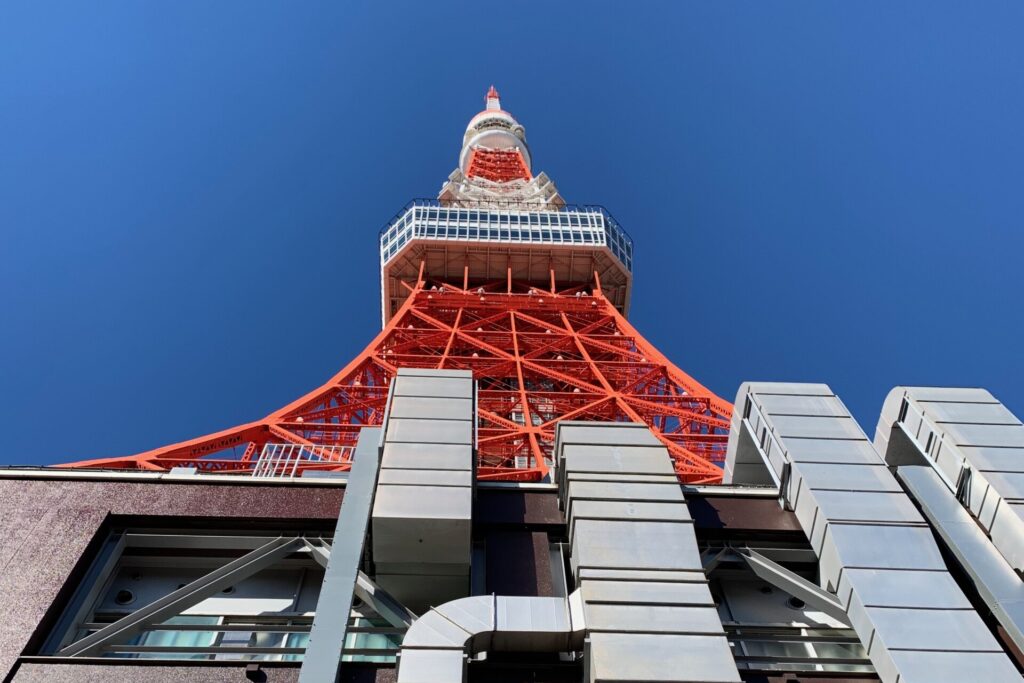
[726,624,872,673]
[379,199,633,272]
[251,443,352,479]
[83,616,401,662]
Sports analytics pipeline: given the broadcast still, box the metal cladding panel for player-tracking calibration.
[578,568,706,583]
[436,597,494,635]
[561,446,677,474]
[390,396,474,420]
[392,376,474,399]
[848,605,1002,653]
[400,610,473,648]
[895,386,995,403]
[565,481,687,529]
[876,650,1022,683]
[728,382,1019,683]
[381,443,473,470]
[557,440,677,501]
[394,368,473,379]
[572,520,701,573]
[567,481,686,503]
[570,501,692,537]
[891,466,1024,659]
[803,490,923,526]
[301,429,382,682]
[989,504,1024,569]
[933,441,968,484]
[782,437,883,464]
[494,596,568,629]
[768,414,869,440]
[373,487,473,564]
[979,471,1024,500]
[941,422,1024,447]
[371,370,475,613]
[790,462,902,493]
[374,560,469,579]
[386,418,474,445]
[818,520,946,589]
[959,446,1024,472]
[836,568,972,611]
[920,400,1020,424]
[583,604,724,635]
[373,484,474,521]
[559,423,740,683]
[397,594,577,681]
[876,387,1024,575]
[743,382,834,396]
[565,472,680,484]
[796,490,925,552]
[587,633,740,683]
[397,649,466,683]
[377,469,473,487]
[580,581,714,606]
[722,421,775,486]
[556,422,662,448]
[754,393,850,417]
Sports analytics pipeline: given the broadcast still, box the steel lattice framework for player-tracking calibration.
[63,270,731,483]
[61,87,733,483]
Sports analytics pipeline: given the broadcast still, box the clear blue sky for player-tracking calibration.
[2,2,1022,466]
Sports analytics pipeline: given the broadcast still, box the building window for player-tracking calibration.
[703,539,873,675]
[40,526,404,663]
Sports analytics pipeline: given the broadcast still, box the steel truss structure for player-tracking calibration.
[464,147,532,183]
[61,87,733,483]
[63,269,731,483]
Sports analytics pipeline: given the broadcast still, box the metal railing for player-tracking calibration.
[83,617,402,663]
[726,624,872,672]
[251,444,352,479]
[378,198,634,271]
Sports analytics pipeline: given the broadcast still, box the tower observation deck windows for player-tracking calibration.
[379,199,634,271]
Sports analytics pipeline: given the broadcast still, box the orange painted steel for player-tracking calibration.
[61,272,732,483]
[465,148,532,183]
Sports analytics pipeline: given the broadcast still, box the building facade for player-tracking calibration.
[1,89,1023,683]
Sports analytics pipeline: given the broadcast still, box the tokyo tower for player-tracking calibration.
[62,86,732,484]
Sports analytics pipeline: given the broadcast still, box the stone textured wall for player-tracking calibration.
[0,477,343,679]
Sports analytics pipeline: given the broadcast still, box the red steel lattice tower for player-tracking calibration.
[63,87,732,484]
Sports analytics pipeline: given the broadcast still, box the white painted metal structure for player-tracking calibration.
[371,368,476,613]
[876,386,1024,656]
[556,422,742,683]
[439,86,561,208]
[725,382,1022,683]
